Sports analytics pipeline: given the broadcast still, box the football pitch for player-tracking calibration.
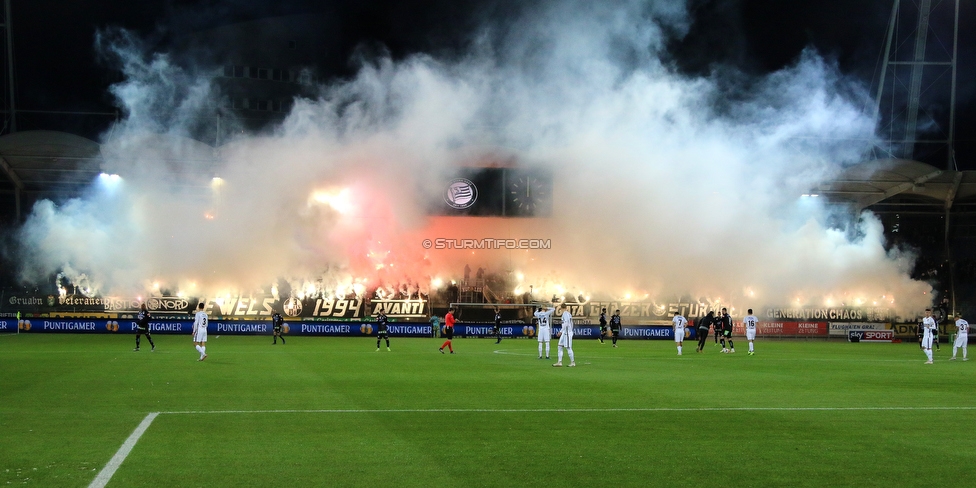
[2,334,974,487]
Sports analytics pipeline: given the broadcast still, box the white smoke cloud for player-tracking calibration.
[13,0,932,315]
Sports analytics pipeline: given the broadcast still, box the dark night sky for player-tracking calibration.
[8,0,976,167]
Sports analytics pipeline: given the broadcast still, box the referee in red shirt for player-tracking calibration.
[440,307,456,354]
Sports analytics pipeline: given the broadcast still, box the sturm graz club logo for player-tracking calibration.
[283,297,303,317]
[445,178,478,209]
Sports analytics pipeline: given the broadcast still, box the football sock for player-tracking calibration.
[749,342,754,352]
[385,338,390,347]
[441,340,451,350]
[136,337,141,349]
[720,338,726,349]
[728,340,734,349]
[539,342,543,357]
[925,349,933,361]
[953,346,958,358]
[281,336,285,344]
[545,343,550,357]
[557,347,564,363]
[147,336,154,348]
[448,341,453,352]
[677,346,682,354]
[567,348,574,363]
[195,345,203,354]
[377,338,381,348]
[612,335,617,345]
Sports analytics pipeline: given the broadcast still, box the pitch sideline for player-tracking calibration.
[90,405,976,486]
[88,412,159,488]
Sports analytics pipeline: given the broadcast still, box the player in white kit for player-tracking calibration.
[921,308,937,364]
[672,312,687,355]
[553,304,575,367]
[743,309,759,356]
[192,302,209,361]
[534,306,555,360]
[951,315,969,361]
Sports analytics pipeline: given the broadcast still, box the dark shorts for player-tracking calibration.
[492,325,500,333]
[610,328,620,336]
[444,327,454,340]
[722,329,732,338]
[136,326,149,334]
[273,325,282,333]
[377,330,388,337]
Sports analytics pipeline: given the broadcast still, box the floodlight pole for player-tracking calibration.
[947,0,959,170]
[2,0,14,133]
[902,0,933,157]
[872,0,899,130]
[875,0,957,168]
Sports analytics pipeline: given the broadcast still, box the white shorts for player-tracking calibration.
[558,333,573,348]
[193,328,208,343]
[746,328,756,341]
[921,331,934,348]
[674,329,684,342]
[537,327,551,342]
[954,333,969,348]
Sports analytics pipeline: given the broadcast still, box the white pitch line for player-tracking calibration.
[159,406,976,415]
[491,349,934,362]
[89,412,159,488]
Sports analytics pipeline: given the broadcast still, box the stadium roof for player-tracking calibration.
[816,159,976,211]
[0,130,103,196]
[3,131,976,218]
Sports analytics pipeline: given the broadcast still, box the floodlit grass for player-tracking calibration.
[1,334,975,487]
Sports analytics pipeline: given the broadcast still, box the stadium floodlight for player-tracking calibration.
[98,173,122,188]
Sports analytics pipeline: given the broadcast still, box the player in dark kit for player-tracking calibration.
[917,319,925,349]
[935,297,949,351]
[714,312,722,346]
[719,307,734,353]
[599,307,608,344]
[376,310,390,351]
[493,306,502,344]
[609,309,622,347]
[696,311,715,353]
[271,311,285,344]
[134,303,155,351]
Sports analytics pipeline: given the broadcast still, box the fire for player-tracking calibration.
[309,188,354,215]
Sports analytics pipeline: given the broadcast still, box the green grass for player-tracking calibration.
[1,334,974,487]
